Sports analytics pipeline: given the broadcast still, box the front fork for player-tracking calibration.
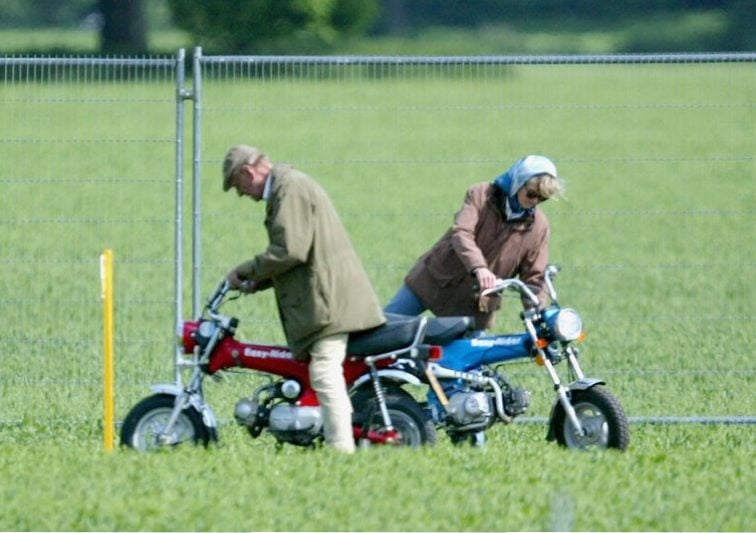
[525,320,586,438]
[151,370,219,445]
[542,358,585,438]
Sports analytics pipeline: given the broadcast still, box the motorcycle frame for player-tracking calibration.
[152,283,432,445]
[426,267,599,439]
[427,363,513,423]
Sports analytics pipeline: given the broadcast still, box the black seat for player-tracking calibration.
[424,316,474,344]
[347,314,421,356]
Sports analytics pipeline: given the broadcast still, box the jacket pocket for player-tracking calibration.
[277,268,331,338]
[424,248,467,288]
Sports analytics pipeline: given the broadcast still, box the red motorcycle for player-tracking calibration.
[120,280,438,451]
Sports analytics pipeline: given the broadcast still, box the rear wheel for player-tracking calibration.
[551,386,630,451]
[120,394,210,452]
[352,390,436,448]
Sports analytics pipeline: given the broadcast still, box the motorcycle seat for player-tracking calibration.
[424,316,474,344]
[347,313,421,356]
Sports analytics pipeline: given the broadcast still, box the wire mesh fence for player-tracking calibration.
[0,56,181,431]
[193,51,756,424]
[0,51,753,437]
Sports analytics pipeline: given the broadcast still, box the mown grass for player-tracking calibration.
[0,424,753,531]
[0,54,753,531]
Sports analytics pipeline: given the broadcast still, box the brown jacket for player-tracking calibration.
[236,165,385,358]
[405,182,550,329]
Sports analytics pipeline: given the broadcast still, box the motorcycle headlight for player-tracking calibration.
[546,308,583,341]
[195,320,217,347]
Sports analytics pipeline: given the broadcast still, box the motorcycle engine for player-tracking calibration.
[235,398,323,446]
[268,404,323,445]
[503,387,531,417]
[447,392,493,427]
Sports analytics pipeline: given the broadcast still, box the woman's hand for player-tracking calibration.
[475,266,497,290]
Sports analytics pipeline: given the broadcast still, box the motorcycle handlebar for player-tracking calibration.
[544,264,560,304]
[206,279,231,313]
[479,264,561,307]
[480,278,540,306]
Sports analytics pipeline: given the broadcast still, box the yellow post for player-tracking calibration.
[100,249,115,452]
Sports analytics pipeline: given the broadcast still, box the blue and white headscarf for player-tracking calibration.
[492,155,558,221]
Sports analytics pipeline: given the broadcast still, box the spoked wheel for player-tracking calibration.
[352,390,436,448]
[120,394,211,452]
[551,386,630,451]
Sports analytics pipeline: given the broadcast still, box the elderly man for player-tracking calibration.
[222,144,385,453]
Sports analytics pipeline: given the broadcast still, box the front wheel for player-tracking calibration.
[352,390,436,448]
[551,386,630,451]
[120,394,211,452]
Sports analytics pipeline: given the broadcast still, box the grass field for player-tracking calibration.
[0,53,753,531]
[0,424,753,531]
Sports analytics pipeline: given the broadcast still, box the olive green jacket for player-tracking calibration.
[236,165,384,359]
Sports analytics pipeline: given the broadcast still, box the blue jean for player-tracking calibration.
[386,283,486,424]
[384,284,427,316]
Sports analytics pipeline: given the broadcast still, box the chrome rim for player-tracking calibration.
[563,401,609,449]
[132,407,197,452]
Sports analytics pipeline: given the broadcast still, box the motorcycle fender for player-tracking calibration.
[349,369,422,391]
[148,384,219,438]
[150,384,183,396]
[545,378,605,441]
[567,377,605,391]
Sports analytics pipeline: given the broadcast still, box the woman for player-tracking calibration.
[385,155,565,330]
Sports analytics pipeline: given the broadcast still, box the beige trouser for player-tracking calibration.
[308,333,355,453]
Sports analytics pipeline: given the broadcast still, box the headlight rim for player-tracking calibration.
[549,308,583,341]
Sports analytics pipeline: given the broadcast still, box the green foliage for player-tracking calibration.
[726,0,756,49]
[0,9,747,57]
[330,0,379,35]
[617,10,731,52]
[370,0,740,31]
[167,0,379,54]
[0,0,94,29]
[0,0,752,54]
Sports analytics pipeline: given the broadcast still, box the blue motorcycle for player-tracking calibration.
[394,265,630,451]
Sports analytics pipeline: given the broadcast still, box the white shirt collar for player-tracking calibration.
[262,173,273,201]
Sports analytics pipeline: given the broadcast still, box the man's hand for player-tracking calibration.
[227,269,258,294]
[240,280,258,294]
[226,268,244,289]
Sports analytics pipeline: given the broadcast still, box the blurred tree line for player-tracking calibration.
[374,0,746,29]
[0,0,752,53]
